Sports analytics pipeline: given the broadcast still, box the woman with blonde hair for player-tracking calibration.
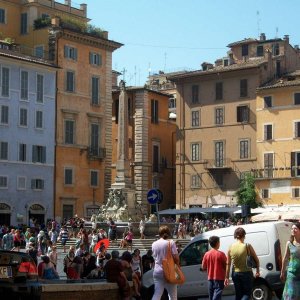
[280,222,300,299]
[152,225,179,300]
[225,227,260,300]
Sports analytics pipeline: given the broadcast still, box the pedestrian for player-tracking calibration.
[152,225,179,300]
[59,226,69,253]
[63,246,75,277]
[12,229,22,252]
[225,227,260,300]
[125,229,133,252]
[280,222,300,299]
[202,236,227,300]
[38,255,59,280]
[108,217,117,241]
[48,245,58,270]
[141,249,154,274]
[2,229,14,250]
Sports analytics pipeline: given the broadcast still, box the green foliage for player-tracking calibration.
[236,173,261,208]
[34,17,51,30]
[4,37,14,44]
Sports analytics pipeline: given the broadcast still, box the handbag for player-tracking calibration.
[246,243,257,268]
[162,241,185,285]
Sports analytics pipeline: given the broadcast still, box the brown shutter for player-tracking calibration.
[291,152,296,177]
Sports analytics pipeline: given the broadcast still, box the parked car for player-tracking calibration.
[0,250,39,299]
[142,221,292,300]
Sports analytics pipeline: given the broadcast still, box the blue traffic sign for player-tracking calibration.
[147,189,160,205]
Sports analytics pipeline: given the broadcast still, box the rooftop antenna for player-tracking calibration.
[256,11,261,38]
[164,52,167,71]
[122,68,127,81]
[148,63,151,78]
[275,27,278,38]
[134,66,137,86]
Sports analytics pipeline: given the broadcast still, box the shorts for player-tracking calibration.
[126,239,132,244]
[61,239,68,246]
[14,240,21,247]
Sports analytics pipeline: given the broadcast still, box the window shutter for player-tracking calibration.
[32,145,37,162]
[74,48,78,61]
[291,152,296,177]
[237,106,241,122]
[151,99,154,123]
[89,52,93,64]
[64,46,68,58]
[31,179,35,189]
[98,54,102,66]
[42,147,46,163]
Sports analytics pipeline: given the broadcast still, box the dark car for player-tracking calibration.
[0,250,39,299]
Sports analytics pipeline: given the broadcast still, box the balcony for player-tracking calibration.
[204,158,232,171]
[251,167,295,180]
[87,147,106,160]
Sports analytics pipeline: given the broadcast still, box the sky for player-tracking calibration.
[72,0,300,86]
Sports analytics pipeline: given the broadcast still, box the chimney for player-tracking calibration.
[283,35,290,44]
[260,33,266,41]
[64,0,71,6]
[295,45,299,50]
[80,3,87,17]
[201,62,213,71]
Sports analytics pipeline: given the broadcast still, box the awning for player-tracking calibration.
[158,207,240,215]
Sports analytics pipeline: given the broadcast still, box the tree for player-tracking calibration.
[236,173,261,208]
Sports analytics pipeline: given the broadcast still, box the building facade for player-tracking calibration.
[112,87,176,213]
[255,70,300,204]
[0,0,122,221]
[169,34,300,209]
[0,42,56,226]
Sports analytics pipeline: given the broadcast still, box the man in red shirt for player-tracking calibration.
[202,235,227,300]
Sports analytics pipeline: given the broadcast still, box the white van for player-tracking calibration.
[142,221,292,300]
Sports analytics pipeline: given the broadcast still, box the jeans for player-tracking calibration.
[232,271,253,300]
[208,280,224,300]
[152,276,177,300]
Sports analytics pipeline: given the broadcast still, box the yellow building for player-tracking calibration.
[0,0,122,220]
[112,87,176,212]
[169,34,300,209]
[255,70,300,204]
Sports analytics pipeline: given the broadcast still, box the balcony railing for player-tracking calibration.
[251,167,295,179]
[204,158,232,170]
[87,147,106,160]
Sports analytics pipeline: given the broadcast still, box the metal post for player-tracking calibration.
[156,202,160,228]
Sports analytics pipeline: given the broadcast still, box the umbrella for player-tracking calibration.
[94,238,110,253]
[281,211,300,221]
[251,211,282,223]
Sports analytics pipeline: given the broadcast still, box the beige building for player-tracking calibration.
[255,70,300,204]
[169,34,300,209]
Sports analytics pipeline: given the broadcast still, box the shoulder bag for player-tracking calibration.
[246,243,257,268]
[162,241,185,285]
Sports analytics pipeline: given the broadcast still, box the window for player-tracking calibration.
[273,43,279,56]
[34,46,44,58]
[90,170,99,187]
[180,240,208,267]
[65,120,75,144]
[0,176,8,189]
[264,153,274,178]
[264,124,273,140]
[261,189,270,199]
[0,9,5,23]
[20,70,28,100]
[215,82,223,100]
[64,168,73,185]
[240,79,248,97]
[169,97,176,109]
[191,174,201,188]
[35,111,43,129]
[89,52,102,66]
[192,85,199,104]
[294,93,300,105]
[0,141,8,160]
[36,74,44,103]
[91,76,99,105]
[292,188,300,198]
[237,105,249,123]
[295,122,300,138]
[32,145,46,163]
[19,108,28,127]
[215,107,224,125]
[66,71,75,92]
[20,13,28,34]
[242,44,249,56]
[90,123,100,155]
[257,45,264,57]
[64,45,77,60]
[291,152,300,177]
[31,179,44,190]
[151,99,159,124]
[240,139,249,159]
[215,141,224,167]
[153,144,159,173]
[2,67,9,97]
[191,110,200,127]
[264,96,272,108]
[191,143,200,161]
[0,105,8,125]
[19,143,26,161]
[17,176,26,190]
